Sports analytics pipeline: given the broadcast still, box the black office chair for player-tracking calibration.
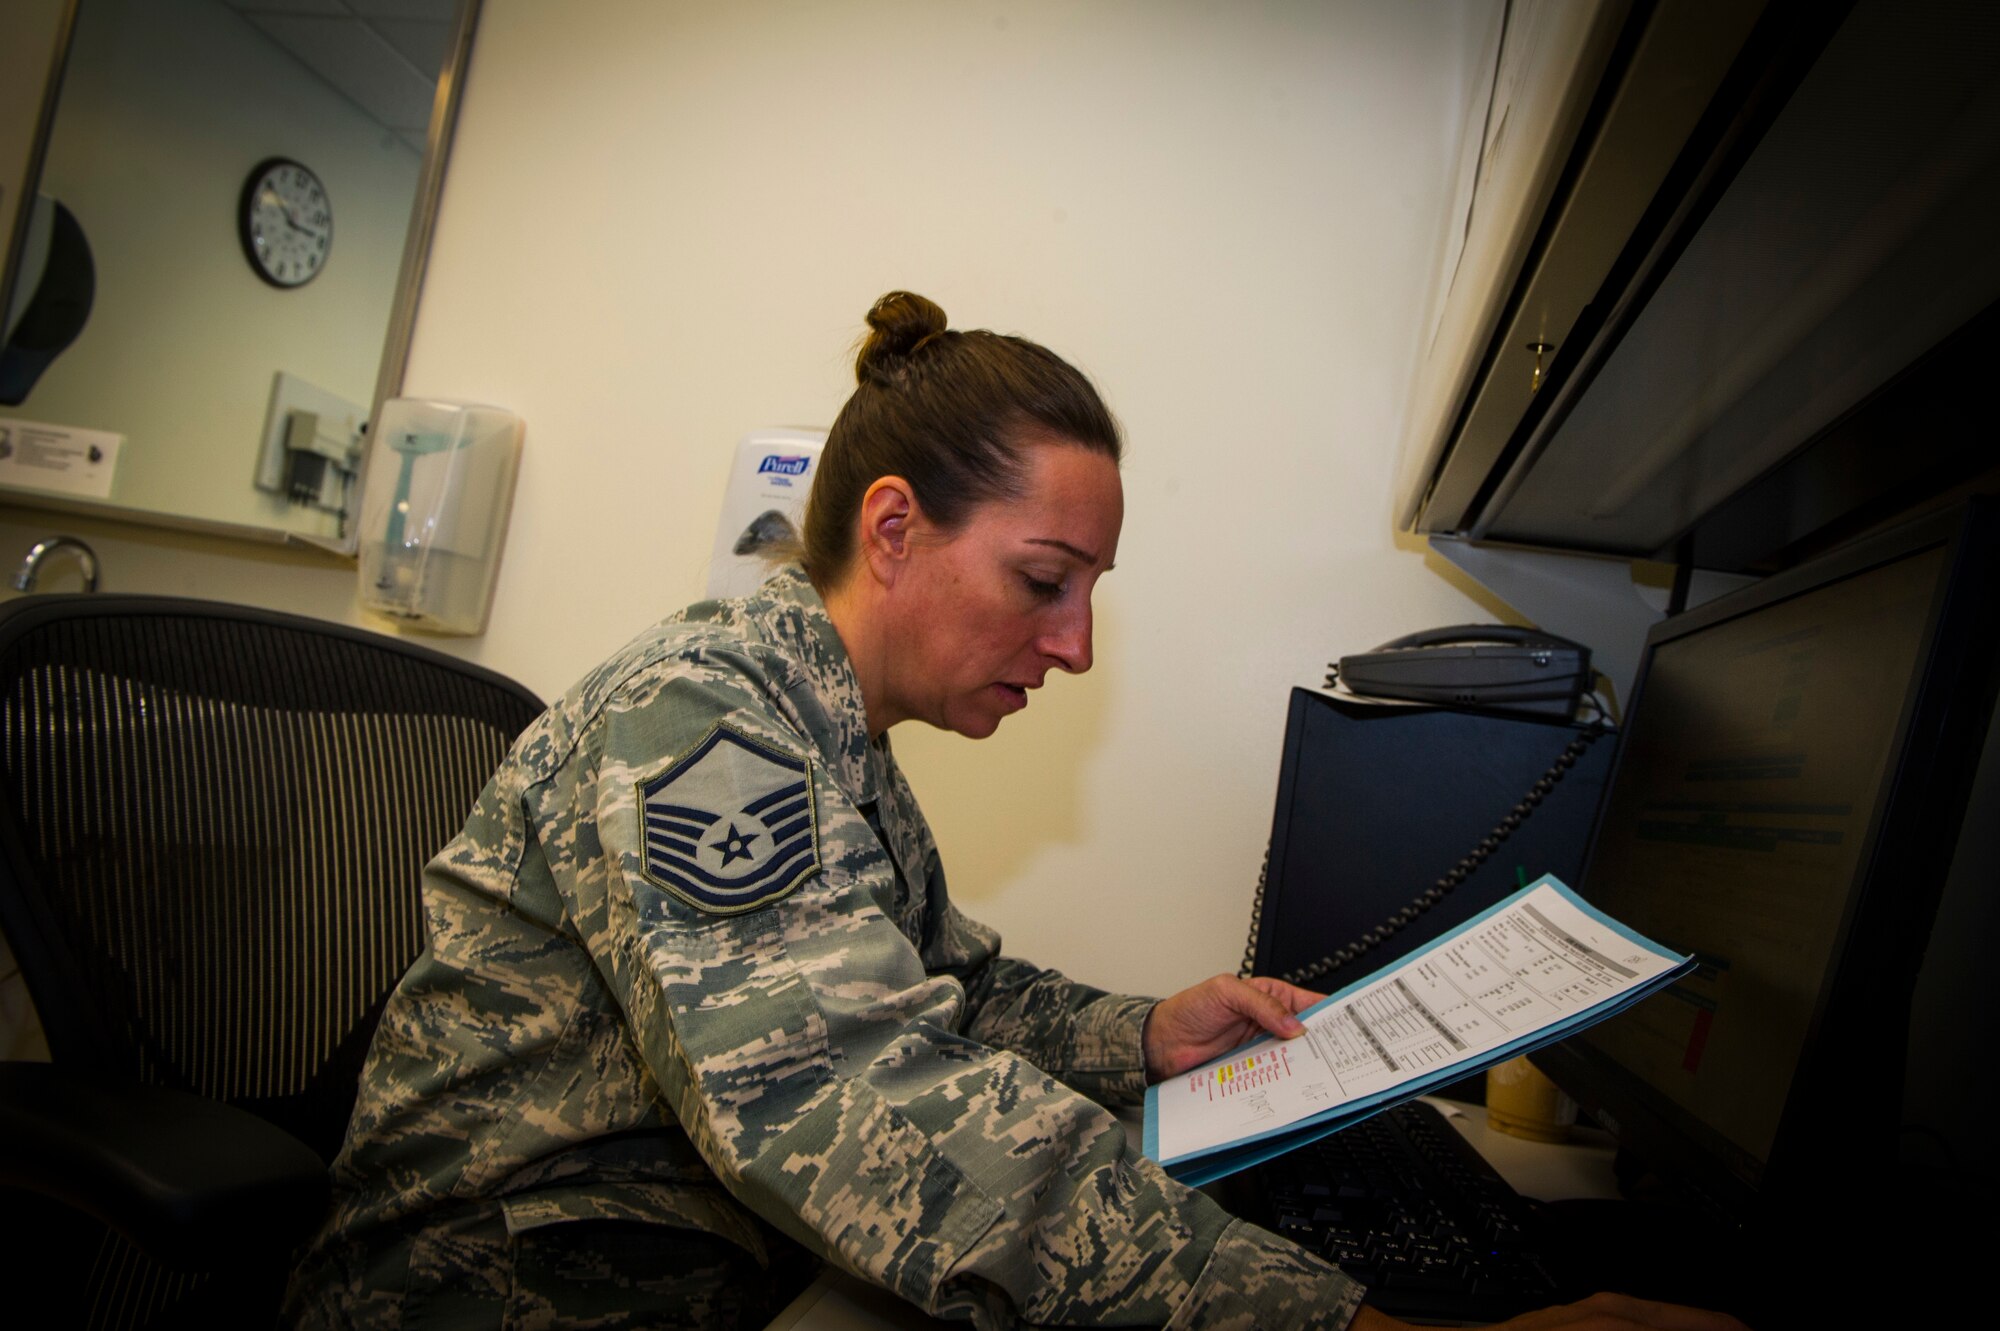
[0,595,542,1328]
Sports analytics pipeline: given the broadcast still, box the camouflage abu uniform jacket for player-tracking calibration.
[294,568,1364,1329]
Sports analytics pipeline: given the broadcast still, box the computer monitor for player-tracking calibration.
[1535,503,2000,1274]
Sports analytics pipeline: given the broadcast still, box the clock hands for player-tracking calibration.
[259,187,325,238]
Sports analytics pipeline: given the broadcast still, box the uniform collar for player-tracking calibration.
[747,566,889,810]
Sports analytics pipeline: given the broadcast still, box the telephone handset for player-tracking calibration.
[1330,623,1593,717]
[1240,626,1608,987]
[1373,623,1579,649]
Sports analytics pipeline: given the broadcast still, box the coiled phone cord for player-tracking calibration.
[1239,722,1606,988]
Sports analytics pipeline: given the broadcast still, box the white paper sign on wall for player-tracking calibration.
[0,417,122,499]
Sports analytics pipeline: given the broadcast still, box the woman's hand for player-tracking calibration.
[1142,974,1323,1081]
[1352,1293,1750,1331]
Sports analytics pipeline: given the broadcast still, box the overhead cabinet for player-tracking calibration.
[1398,0,2000,574]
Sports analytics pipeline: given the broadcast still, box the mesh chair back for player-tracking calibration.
[0,596,543,1329]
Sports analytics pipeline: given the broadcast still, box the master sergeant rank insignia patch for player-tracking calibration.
[639,724,821,914]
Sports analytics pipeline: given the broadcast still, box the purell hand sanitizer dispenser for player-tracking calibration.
[357,398,523,635]
[706,428,826,599]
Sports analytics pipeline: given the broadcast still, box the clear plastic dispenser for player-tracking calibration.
[356,398,523,635]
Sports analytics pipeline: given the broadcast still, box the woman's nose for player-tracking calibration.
[1042,601,1093,674]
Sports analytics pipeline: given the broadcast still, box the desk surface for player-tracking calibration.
[765,1098,1620,1330]
[1425,1099,1618,1203]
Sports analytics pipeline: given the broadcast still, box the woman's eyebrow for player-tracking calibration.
[1024,537,1107,568]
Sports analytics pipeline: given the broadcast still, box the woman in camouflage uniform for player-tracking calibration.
[287,293,1742,1331]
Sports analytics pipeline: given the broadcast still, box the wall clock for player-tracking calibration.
[238,157,332,288]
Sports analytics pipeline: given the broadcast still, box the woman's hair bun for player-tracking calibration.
[804,290,1120,587]
[856,291,948,384]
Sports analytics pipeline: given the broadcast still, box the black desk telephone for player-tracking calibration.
[1240,625,1607,985]
[1329,624,1593,717]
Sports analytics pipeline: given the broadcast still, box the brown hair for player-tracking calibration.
[801,291,1121,589]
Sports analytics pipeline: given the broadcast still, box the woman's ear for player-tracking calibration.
[856,476,920,585]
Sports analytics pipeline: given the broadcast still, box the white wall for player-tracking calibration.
[3,0,1502,1000]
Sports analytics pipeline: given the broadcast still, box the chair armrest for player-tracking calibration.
[0,1061,330,1270]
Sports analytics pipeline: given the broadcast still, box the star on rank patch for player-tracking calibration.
[639,724,821,914]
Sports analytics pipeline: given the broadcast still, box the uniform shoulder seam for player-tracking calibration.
[532,625,793,779]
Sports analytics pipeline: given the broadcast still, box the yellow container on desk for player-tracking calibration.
[1486,1055,1578,1143]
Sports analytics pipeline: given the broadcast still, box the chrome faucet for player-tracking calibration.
[13,535,100,593]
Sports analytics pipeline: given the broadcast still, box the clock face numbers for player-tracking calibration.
[240,158,332,288]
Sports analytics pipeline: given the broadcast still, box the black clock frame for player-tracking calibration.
[237,157,332,290]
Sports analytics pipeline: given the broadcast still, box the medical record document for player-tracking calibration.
[1144,875,1694,1185]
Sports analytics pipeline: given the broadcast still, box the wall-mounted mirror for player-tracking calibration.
[0,0,477,551]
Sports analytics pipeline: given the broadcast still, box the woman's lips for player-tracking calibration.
[993,682,1029,711]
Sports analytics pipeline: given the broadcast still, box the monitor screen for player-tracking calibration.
[1539,504,1998,1221]
[1573,546,1940,1183]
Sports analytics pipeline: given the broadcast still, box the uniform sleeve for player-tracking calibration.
[897,748,1156,1109]
[941,919,1157,1108]
[557,678,1365,1329]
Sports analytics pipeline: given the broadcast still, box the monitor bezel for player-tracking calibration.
[1534,500,2000,1230]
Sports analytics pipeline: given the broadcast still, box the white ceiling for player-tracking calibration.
[219,0,457,155]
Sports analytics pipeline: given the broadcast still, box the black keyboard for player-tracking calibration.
[1252,1100,1562,1324]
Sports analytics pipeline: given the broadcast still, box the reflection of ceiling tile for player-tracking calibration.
[347,0,458,20]
[370,18,454,78]
[221,1,350,17]
[245,14,438,132]
[220,0,451,137]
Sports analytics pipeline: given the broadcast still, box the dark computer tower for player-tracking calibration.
[1249,689,1618,990]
